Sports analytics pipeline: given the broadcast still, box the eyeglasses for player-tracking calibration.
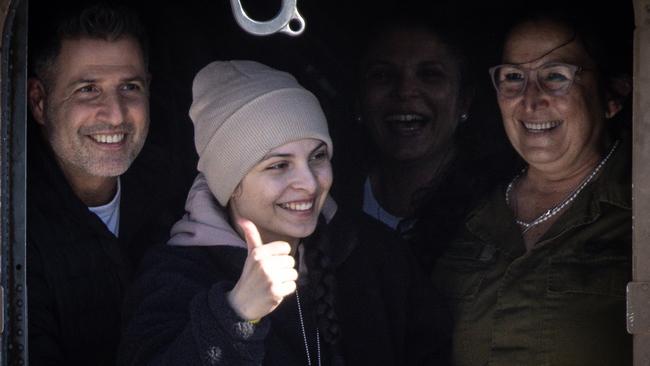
[488,62,584,98]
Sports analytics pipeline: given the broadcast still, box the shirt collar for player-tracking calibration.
[464,137,630,257]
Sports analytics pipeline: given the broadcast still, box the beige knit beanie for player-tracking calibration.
[189,60,333,206]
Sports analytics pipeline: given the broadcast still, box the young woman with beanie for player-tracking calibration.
[117,60,450,366]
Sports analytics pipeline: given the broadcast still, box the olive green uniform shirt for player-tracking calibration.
[433,141,631,366]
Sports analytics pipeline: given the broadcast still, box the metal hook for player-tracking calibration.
[229,0,305,36]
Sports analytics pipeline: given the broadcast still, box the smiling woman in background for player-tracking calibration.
[356,16,473,234]
[333,11,510,269]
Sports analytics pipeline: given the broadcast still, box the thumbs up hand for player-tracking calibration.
[226,217,298,322]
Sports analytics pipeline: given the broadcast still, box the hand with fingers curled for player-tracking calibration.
[227,218,299,322]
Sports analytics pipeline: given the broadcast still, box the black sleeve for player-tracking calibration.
[404,246,452,366]
[118,246,270,366]
[350,213,452,366]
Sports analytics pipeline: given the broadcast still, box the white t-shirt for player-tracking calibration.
[362,177,403,230]
[88,178,121,237]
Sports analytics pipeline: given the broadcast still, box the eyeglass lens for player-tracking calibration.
[493,64,577,97]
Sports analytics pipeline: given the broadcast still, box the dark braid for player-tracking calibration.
[304,219,342,346]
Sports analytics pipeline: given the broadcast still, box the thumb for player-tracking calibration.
[237,217,263,252]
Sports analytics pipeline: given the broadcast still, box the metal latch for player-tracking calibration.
[229,0,305,36]
[627,282,650,334]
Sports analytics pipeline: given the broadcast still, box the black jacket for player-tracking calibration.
[27,136,185,366]
[118,210,451,366]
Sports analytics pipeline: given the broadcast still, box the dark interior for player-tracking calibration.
[27,0,635,203]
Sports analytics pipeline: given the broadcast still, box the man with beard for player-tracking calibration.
[26,3,183,365]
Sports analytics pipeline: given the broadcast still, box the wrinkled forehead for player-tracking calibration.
[502,20,591,66]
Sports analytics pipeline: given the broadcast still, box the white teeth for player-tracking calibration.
[385,114,425,122]
[91,134,125,143]
[523,120,561,131]
[280,201,314,211]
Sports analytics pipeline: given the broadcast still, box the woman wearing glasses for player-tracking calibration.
[432,13,632,366]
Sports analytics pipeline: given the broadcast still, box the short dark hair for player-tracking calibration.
[30,2,149,88]
[354,4,477,92]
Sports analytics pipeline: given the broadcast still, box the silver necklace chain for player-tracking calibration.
[506,140,619,233]
[296,289,321,366]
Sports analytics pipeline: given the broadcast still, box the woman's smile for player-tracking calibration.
[230,139,332,244]
[277,199,316,215]
[519,119,562,133]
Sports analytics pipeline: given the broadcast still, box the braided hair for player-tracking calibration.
[303,217,344,364]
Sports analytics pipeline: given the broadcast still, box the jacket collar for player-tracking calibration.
[28,134,114,237]
[465,137,630,257]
